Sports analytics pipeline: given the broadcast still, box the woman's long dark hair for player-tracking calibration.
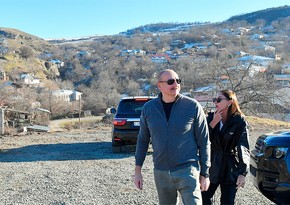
[220,89,244,117]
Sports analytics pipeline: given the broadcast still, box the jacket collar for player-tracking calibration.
[158,93,182,103]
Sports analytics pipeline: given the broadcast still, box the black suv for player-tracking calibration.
[111,96,155,153]
[250,129,290,205]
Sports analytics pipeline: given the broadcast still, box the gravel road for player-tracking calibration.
[0,124,277,205]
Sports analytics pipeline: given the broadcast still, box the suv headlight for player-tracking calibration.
[273,147,288,158]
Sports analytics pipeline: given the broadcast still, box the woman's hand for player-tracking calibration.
[209,109,222,128]
[214,108,223,121]
[236,175,246,189]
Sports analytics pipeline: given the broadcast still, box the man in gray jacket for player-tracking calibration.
[134,69,211,205]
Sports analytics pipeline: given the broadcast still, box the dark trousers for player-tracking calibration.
[202,183,237,205]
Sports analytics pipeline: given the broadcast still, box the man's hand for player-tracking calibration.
[134,166,143,190]
[200,175,210,191]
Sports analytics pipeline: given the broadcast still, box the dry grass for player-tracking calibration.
[50,115,290,134]
[247,116,290,129]
[49,116,111,132]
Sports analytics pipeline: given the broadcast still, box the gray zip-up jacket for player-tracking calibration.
[135,93,211,176]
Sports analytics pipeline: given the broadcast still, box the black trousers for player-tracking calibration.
[202,183,237,205]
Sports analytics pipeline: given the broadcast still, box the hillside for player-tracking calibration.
[0,5,290,121]
[227,5,290,24]
[121,6,290,35]
[0,27,52,51]
[0,27,58,81]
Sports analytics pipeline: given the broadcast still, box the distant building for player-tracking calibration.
[50,59,64,67]
[191,85,216,112]
[151,54,170,63]
[170,40,186,48]
[19,73,40,86]
[51,89,82,103]
[282,63,290,74]
[120,49,146,57]
[0,70,7,81]
[273,74,290,87]
[51,89,82,113]
[238,55,274,67]
[1,81,22,89]
[264,45,275,52]
[76,51,91,57]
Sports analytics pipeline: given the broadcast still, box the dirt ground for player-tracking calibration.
[0,116,289,204]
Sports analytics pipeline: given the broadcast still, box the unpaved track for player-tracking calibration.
[0,122,279,204]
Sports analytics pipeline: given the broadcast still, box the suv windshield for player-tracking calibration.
[117,100,147,116]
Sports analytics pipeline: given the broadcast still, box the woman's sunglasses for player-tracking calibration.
[212,97,227,103]
[159,78,181,85]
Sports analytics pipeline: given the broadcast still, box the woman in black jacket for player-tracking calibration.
[202,89,250,205]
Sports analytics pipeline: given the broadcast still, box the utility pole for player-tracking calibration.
[78,94,81,129]
[0,108,4,135]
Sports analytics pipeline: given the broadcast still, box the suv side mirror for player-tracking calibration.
[110,107,116,114]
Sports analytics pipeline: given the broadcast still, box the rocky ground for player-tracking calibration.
[0,118,286,205]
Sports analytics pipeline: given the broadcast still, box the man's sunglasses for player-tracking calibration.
[212,97,227,103]
[159,78,181,85]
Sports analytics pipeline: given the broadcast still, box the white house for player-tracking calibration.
[50,59,64,67]
[51,89,82,103]
[20,73,40,86]
[264,45,276,52]
[120,49,146,57]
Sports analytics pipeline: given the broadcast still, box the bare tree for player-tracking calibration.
[19,46,34,59]
[0,86,38,111]
[198,57,279,115]
[79,70,121,114]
